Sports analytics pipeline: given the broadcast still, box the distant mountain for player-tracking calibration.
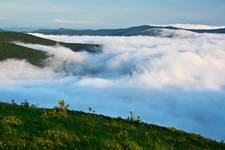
[33,25,225,36]
[188,28,225,34]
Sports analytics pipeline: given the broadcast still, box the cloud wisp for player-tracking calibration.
[51,18,113,26]
[172,24,225,30]
[0,30,225,140]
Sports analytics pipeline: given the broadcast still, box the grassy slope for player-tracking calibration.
[0,32,101,52]
[0,102,224,150]
[0,42,47,66]
[0,32,101,66]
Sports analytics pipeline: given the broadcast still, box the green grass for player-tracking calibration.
[0,101,224,150]
[0,32,101,66]
[0,32,101,52]
[0,42,47,66]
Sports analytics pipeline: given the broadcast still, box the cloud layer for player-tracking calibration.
[51,18,113,25]
[31,31,225,90]
[172,24,225,30]
[0,30,225,140]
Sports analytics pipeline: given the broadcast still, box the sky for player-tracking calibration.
[0,0,225,29]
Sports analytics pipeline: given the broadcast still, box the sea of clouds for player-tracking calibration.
[171,24,225,30]
[0,29,225,140]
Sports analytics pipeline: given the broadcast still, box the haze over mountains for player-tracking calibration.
[33,25,225,36]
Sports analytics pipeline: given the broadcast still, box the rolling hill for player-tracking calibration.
[0,101,224,150]
[33,25,225,36]
[0,32,101,66]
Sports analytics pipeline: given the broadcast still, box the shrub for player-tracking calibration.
[104,140,123,150]
[21,100,30,107]
[88,107,96,114]
[57,100,69,111]
[42,100,70,120]
[117,130,128,138]
[35,137,55,150]
[2,116,23,126]
[11,99,17,105]
[46,130,73,141]
[169,127,177,132]
[122,140,143,150]
[127,111,142,123]
[0,141,4,149]
[42,109,70,120]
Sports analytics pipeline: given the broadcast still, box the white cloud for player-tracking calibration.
[172,24,225,30]
[150,24,225,30]
[0,59,57,87]
[78,78,112,88]
[14,42,87,73]
[30,31,225,90]
[1,30,225,140]
[51,18,113,25]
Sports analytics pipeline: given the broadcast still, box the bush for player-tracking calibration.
[127,111,142,123]
[46,130,73,141]
[103,140,123,150]
[2,116,23,126]
[21,100,30,108]
[122,140,143,150]
[57,100,69,111]
[42,100,70,120]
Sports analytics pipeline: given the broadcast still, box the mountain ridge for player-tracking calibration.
[32,25,225,36]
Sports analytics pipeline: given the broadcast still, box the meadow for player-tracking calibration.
[0,101,224,150]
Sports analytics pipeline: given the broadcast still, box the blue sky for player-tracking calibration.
[0,0,225,29]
